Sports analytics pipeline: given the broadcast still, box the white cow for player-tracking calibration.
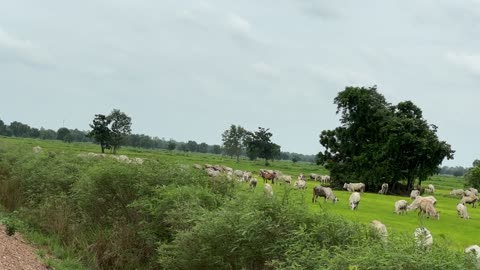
[410,190,420,200]
[465,245,480,267]
[264,184,273,197]
[349,192,361,210]
[370,220,388,241]
[414,227,433,249]
[378,183,389,195]
[457,203,470,219]
[343,183,365,193]
[394,200,408,215]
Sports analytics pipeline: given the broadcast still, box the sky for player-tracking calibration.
[0,0,479,167]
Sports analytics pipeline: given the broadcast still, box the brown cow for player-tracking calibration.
[260,170,276,184]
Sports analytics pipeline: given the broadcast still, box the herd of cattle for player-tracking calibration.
[197,163,480,264]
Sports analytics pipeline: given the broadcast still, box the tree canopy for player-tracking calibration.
[317,86,454,191]
[87,109,132,154]
[221,124,247,162]
[465,160,480,189]
[245,127,281,165]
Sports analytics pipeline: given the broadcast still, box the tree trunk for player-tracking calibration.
[236,154,240,163]
[101,146,105,153]
[407,176,414,191]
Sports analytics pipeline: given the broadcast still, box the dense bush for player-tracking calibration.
[0,142,476,270]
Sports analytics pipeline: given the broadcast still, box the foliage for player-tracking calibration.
[87,109,132,154]
[0,138,476,270]
[107,109,132,154]
[87,114,112,153]
[221,124,247,162]
[57,127,71,141]
[245,127,281,165]
[166,140,176,151]
[318,86,454,191]
[465,160,480,189]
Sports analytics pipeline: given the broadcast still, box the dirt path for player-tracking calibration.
[0,225,47,270]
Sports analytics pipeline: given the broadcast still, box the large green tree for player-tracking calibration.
[222,124,247,162]
[317,86,454,191]
[245,127,281,166]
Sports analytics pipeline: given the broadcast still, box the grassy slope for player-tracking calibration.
[1,136,475,250]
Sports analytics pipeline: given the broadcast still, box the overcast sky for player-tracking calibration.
[0,1,479,166]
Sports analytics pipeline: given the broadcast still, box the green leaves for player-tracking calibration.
[88,109,132,154]
[320,86,454,190]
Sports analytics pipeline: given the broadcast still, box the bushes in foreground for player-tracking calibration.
[0,142,476,269]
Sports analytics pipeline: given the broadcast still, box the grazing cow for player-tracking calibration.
[298,173,305,181]
[465,245,480,267]
[278,175,292,185]
[193,164,203,170]
[424,184,435,194]
[294,179,306,190]
[418,199,439,220]
[378,183,389,195]
[242,171,252,182]
[468,187,479,197]
[394,200,408,215]
[450,189,465,197]
[206,168,221,177]
[370,220,388,241]
[222,166,233,173]
[309,173,319,180]
[234,170,244,178]
[349,192,361,210]
[320,175,330,184]
[249,178,257,189]
[343,183,366,193]
[32,146,42,153]
[410,190,420,200]
[312,186,338,203]
[457,203,470,219]
[264,184,273,197]
[260,170,276,184]
[414,227,433,249]
[407,196,437,211]
[460,195,478,208]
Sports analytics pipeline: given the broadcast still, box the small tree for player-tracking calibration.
[88,114,111,153]
[222,124,247,162]
[212,145,222,155]
[57,127,71,141]
[186,140,199,152]
[292,155,299,163]
[245,127,281,166]
[0,119,7,135]
[167,140,176,151]
[465,160,480,189]
[107,109,132,154]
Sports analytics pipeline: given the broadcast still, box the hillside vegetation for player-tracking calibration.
[0,137,476,270]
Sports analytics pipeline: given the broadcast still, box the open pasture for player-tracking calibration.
[261,179,477,250]
[1,136,475,250]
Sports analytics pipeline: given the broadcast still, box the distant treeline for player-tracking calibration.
[0,118,315,162]
[438,166,469,177]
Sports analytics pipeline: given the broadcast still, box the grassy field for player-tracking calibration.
[0,136,475,252]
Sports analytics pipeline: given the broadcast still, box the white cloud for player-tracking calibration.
[226,13,252,36]
[446,51,480,76]
[0,27,53,67]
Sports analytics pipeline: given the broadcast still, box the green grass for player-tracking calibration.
[0,136,474,252]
